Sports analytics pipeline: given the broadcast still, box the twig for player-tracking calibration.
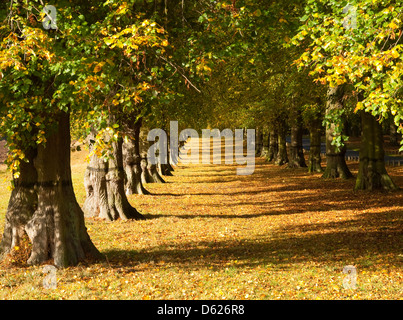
[158,55,201,93]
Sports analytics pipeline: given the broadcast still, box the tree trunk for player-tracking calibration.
[123,139,149,195]
[166,138,175,172]
[169,147,178,168]
[389,121,400,146]
[158,133,173,176]
[260,131,269,158]
[288,117,307,168]
[0,112,102,267]
[355,112,398,191]
[322,86,353,179]
[139,126,165,183]
[308,117,323,173]
[0,147,38,265]
[83,131,144,221]
[275,129,288,165]
[158,158,173,176]
[255,127,263,157]
[267,130,278,162]
[122,118,149,195]
[148,161,165,183]
[140,158,152,184]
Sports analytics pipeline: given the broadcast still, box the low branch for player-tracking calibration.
[158,55,201,93]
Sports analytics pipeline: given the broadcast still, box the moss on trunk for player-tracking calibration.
[267,130,278,162]
[322,86,352,179]
[275,130,288,166]
[308,121,323,173]
[355,112,398,191]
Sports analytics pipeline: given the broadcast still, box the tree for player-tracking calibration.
[355,110,396,190]
[83,126,145,220]
[0,0,220,265]
[293,0,401,190]
[287,97,307,168]
[122,116,150,195]
[0,0,115,266]
[322,85,353,179]
[197,0,322,171]
[303,100,325,173]
[77,4,172,219]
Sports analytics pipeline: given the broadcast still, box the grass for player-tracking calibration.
[0,146,402,300]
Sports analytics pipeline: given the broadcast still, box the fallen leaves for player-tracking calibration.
[0,146,402,299]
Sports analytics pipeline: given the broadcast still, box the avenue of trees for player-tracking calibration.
[0,0,401,267]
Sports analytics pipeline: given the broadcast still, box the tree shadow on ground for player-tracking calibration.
[143,185,403,219]
[104,210,402,270]
[127,157,403,271]
[142,210,300,219]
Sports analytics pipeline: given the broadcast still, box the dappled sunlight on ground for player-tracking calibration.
[0,143,401,299]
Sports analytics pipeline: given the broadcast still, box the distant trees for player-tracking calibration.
[193,0,401,191]
[293,0,401,190]
[0,0,401,268]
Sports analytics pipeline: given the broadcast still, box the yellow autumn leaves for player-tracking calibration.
[101,20,168,53]
[0,27,56,71]
[298,41,402,91]
[93,62,105,74]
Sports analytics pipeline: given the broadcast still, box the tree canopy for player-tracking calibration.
[0,0,402,267]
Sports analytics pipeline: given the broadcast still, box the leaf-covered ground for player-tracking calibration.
[0,144,402,300]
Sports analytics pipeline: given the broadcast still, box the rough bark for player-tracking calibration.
[139,126,165,183]
[169,147,178,168]
[122,118,149,195]
[322,86,353,179]
[158,158,173,176]
[275,129,288,165]
[308,117,323,173]
[389,122,400,146]
[158,135,173,176]
[255,127,263,157]
[322,152,352,179]
[267,130,278,162]
[166,145,175,172]
[0,148,37,265]
[123,139,149,195]
[148,161,165,183]
[0,112,102,267]
[140,158,152,185]
[355,112,398,191]
[260,132,269,158]
[83,131,144,221]
[288,115,307,168]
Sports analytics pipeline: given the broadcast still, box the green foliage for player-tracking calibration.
[0,0,201,170]
[184,0,326,135]
[293,0,403,150]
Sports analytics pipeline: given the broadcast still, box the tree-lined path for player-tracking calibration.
[0,0,402,301]
[0,138,401,298]
[0,138,402,299]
